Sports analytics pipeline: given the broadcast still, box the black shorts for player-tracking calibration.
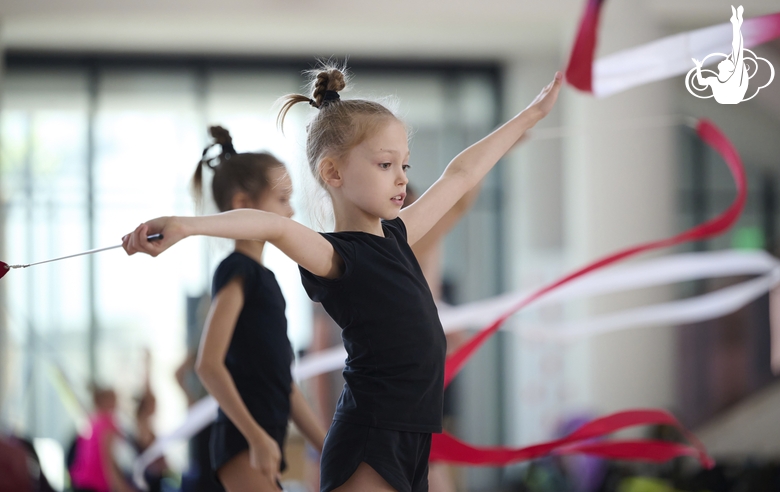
[320,420,432,492]
[209,419,287,477]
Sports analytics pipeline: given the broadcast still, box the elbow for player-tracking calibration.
[195,358,218,383]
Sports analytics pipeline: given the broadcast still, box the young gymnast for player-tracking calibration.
[188,126,326,492]
[123,66,562,492]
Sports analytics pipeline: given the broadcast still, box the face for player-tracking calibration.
[333,118,410,220]
[96,390,117,413]
[254,166,294,219]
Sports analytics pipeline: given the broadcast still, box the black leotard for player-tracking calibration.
[300,217,447,433]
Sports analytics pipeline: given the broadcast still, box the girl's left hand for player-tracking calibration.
[525,72,563,120]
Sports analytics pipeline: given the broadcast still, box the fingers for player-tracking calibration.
[123,223,164,257]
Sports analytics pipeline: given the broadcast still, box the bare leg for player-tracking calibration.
[429,463,456,492]
[217,450,282,492]
[332,462,398,492]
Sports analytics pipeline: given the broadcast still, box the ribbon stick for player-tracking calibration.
[565,0,780,97]
[0,234,163,280]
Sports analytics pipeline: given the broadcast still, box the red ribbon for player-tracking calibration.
[432,409,714,468]
[432,120,744,466]
[564,0,604,93]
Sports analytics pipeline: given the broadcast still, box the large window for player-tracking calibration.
[0,55,501,455]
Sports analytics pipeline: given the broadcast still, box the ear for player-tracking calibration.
[231,191,253,210]
[319,157,343,188]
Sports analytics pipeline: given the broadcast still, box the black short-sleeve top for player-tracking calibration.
[299,217,447,433]
[212,252,293,428]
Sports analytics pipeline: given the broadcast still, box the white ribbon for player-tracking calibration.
[592,14,779,97]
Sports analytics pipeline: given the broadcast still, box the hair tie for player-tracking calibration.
[310,90,341,109]
[200,140,235,169]
[221,141,236,156]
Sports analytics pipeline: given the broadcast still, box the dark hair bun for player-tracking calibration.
[209,126,232,148]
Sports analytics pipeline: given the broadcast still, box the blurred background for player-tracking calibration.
[0,1,779,491]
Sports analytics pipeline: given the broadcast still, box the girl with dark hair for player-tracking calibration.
[189,126,325,492]
[123,67,561,492]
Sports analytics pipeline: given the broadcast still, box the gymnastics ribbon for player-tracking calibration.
[133,250,780,486]
[432,119,744,467]
[430,410,712,468]
[565,0,780,97]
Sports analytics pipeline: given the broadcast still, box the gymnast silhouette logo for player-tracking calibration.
[685,5,775,104]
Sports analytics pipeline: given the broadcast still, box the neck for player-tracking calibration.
[331,196,385,236]
[235,240,265,264]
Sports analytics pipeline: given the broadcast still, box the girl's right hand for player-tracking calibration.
[249,432,282,488]
[524,72,563,121]
[122,217,186,257]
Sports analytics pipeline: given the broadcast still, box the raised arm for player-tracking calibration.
[399,72,562,246]
[411,180,481,258]
[123,210,343,279]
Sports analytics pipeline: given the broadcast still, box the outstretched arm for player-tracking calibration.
[123,210,343,279]
[399,72,562,246]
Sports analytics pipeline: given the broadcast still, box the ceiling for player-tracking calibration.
[2,0,779,130]
[1,0,778,60]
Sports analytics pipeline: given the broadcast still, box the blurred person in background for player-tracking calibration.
[132,350,169,492]
[68,387,136,492]
[176,326,226,492]
[0,434,34,492]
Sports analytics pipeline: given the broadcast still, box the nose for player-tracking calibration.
[397,168,409,186]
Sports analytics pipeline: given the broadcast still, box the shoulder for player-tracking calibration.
[215,252,240,274]
[382,216,407,241]
[213,253,258,292]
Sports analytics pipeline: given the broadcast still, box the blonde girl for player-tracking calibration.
[124,66,562,492]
